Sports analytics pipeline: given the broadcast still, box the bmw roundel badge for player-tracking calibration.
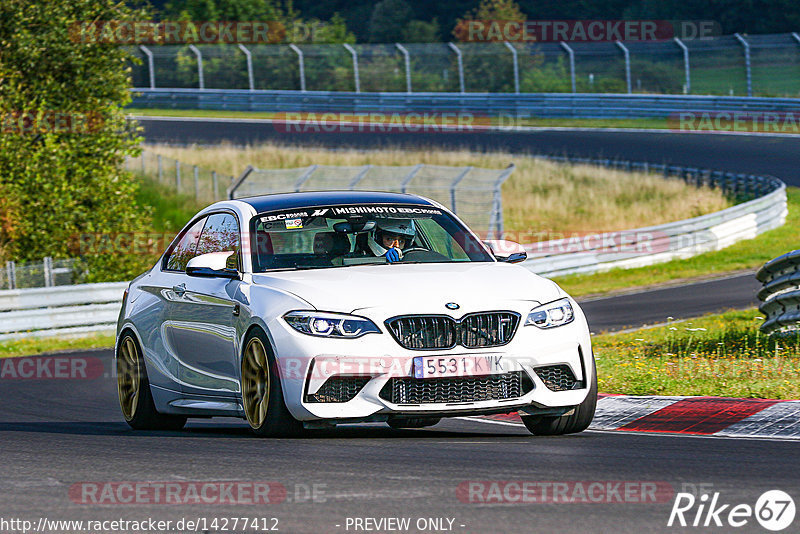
[445,302,460,310]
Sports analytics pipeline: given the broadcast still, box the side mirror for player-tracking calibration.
[483,240,527,264]
[186,252,240,279]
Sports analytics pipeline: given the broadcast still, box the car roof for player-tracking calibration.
[238,190,437,213]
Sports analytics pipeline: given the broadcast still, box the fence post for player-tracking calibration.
[193,165,200,200]
[734,33,752,97]
[615,40,632,94]
[157,154,163,182]
[294,165,319,192]
[140,151,146,174]
[237,44,255,91]
[395,43,412,93]
[348,165,373,190]
[212,170,218,199]
[559,42,576,93]
[289,44,306,92]
[175,160,181,191]
[188,44,204,90]
[401,164,423,193]
[343,44,360,93]
[6,261,15,290]
[488,164,516,239]
[673,37,690,94]
[43,256,53,288]
[503,41,519,94]
[139,45,155,89]
[449,166,473,214]
[447,43,465,93]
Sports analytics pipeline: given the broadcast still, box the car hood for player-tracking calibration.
[251,262,562,313]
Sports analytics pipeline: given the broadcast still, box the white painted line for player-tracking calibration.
[456,416,523,427]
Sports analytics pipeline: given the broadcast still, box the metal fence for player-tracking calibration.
[2,258,79,290]
[129,33,800,97]
[756,251,800,335]
[125,150,235,203]
[229,163,515,237]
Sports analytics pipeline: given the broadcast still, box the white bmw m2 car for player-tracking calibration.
[116,191,596,436]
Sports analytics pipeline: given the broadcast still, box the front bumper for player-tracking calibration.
[267,301,594,422]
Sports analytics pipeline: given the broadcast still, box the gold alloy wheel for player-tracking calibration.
[242,336,271,428]
[117,336,141,421]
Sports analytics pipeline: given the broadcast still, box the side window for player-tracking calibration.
[416,219,469,260]
[165,217,207,271]
[195,213,241,269]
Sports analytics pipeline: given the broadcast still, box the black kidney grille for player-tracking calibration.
[387,312,519,350]
[379,371,532,404]
[305,376,372,403]
[534,365,579,391]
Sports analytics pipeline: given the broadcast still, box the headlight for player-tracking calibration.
[283,311,381,338]
[525,298,574,329]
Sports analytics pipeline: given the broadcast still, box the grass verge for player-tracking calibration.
[0,332,116,359]
[555,187,800,297]
[594,308,800,399]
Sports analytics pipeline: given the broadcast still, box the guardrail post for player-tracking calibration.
[175,160,181,191]
[188,44,204,90]
[140,151,145,174]
[401,164,423,193]
[139,45,155,89]
[6,261,16,290]
[673,37,691,94]
[503,42,519,94]
[449,166,473,213]
[734,33,752,97]
[615,40,632,94]
[289,44,306,92]
[395,43,412,93]
[343,44,360,93]
[43,257,53,288]
[448,43,465,93]
[559,42,576,93]
[193,165,200,200]
[237,44,254,91]
[157,154,163,183]
[212,171,218,199]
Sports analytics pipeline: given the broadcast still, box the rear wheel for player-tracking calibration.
[117,332,187,431]
[241,328,304,437]
[521,355,597,436]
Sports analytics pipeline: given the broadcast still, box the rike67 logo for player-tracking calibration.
[668,490,795,531]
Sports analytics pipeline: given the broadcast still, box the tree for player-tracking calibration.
[453,0,526,42]
[369,0,414,43]
[0,0,153,279]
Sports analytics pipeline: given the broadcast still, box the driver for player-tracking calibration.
[367,219,416,263]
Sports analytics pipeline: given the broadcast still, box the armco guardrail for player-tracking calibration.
[756,251,800,335]
[0,282,127,340]
[522,157,786,278]
[129,90,800,119]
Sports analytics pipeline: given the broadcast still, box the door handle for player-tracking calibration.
[172,283,186,296]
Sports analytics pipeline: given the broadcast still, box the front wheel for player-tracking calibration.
[241,328,304,437]
[521,355,597,436]
[117,332,187,431]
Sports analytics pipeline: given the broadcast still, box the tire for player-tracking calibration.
[116,332,187,431]
[521,354,597,436]
[240,328,304,437]
[387,417,441,429]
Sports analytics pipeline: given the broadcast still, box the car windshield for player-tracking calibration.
[250,203,494,271]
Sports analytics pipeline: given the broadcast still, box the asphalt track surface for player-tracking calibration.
[2,349,799,534]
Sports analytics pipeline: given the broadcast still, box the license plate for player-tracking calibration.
[413,355,505,379]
